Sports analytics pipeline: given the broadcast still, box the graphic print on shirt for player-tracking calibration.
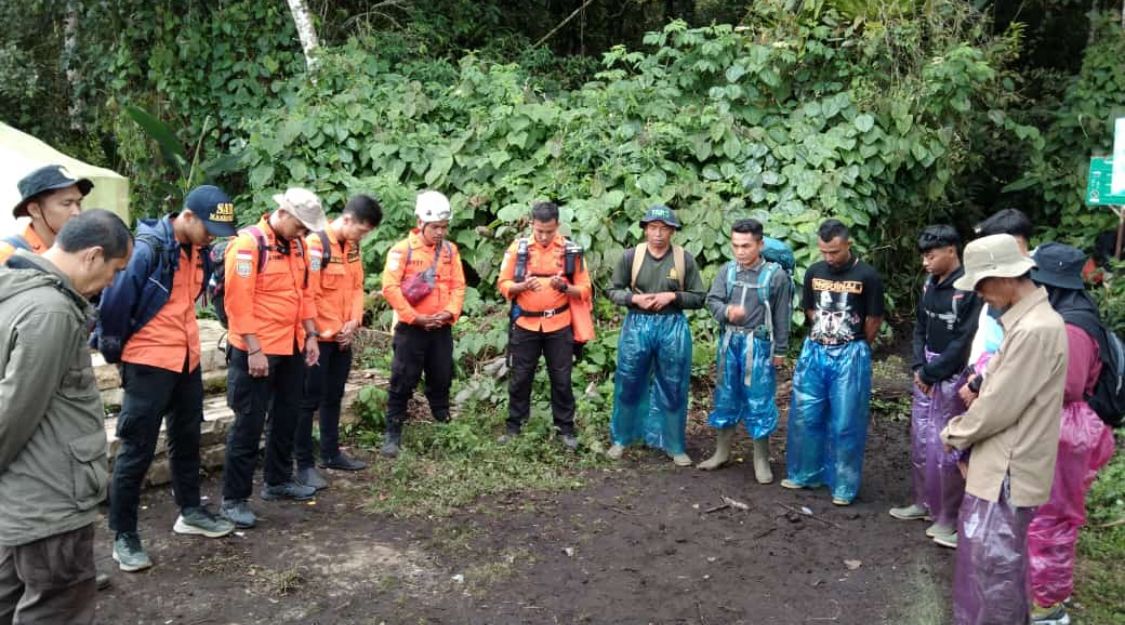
[810,279,863,345]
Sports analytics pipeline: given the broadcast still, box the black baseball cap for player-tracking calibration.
[14,165,94,218]
[185,185,238,237]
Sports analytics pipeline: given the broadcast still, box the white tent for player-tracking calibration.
[0,122,130,233]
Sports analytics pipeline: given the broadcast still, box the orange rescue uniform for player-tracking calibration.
[306,225,365,341]
[224,215,317,355]
[381,229,466,325]
[0,223,49,263]
[497,234,592,333]
[122,247,205,372]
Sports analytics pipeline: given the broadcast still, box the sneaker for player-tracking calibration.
[780,479,823,490]
[606,444,625,460]
[96,571,111,590]
[925,522,955,538]
[380,434,401,458]
[889,503,930,521]
[932,530,958,549]
[320,452,367,471]
[831,497,851,506]
[498,426,521,445]
[112,533,152,572]
[670,453,693,467]
[296,466,329,490]
[261,481,317,501]
[561,434,579,451]
[220,499,257,529]
[174,506,236,538]
[1031,603,1070,625]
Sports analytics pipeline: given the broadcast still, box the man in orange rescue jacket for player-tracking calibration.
[379,191,466,458]
[219,188,327,530]
[293,194,382,490]
[0,165,93,263]
[497,202,592,451]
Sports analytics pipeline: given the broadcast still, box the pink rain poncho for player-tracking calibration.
[910,349,968,529]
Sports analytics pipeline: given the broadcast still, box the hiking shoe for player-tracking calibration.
[932,530,958,549]
[1031,603,1070,625]
[925,522,955,538]
[174,506,236,538]
[380,435,401,458]
[831,497,852,506]
[296,466,329,490]
[261,481,317,501]
[561,434,579,451]
[112,533,152,572]
[220,499,257,529]
[320,452,367,471]
[889,504,930,521]
[606,444,625,460]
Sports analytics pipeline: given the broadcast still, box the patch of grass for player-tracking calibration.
[249,564,306,597]
[366,391,609,517]
[461,547,535,592]
[883,553,948,625]
[1073,439,1125,624]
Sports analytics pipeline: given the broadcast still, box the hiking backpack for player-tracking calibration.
[1088,325,1125,428]
[721,236,796,340]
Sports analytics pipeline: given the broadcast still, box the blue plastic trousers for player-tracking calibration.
[610,311,692,455]
[785,339,872,503]
[708,332,777,439]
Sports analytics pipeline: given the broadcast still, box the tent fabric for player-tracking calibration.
[0,122,129,231]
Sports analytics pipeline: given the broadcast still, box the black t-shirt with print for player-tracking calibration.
[801,256,885,345]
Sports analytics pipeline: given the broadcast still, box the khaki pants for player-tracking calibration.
[0,524,96,625]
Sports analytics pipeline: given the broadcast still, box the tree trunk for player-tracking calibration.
[285,0,320,74]
[64,0,82,129]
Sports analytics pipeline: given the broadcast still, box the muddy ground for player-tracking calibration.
[93,388,954,625]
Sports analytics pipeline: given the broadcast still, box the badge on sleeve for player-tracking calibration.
[235,250,253,278]
[310,248,323,272]
[388,249,402,271]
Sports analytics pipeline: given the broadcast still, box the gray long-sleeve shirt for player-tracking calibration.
[607,245,706,312]
[706,258,792,356]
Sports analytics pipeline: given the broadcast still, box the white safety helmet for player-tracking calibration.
[415,191,451,223]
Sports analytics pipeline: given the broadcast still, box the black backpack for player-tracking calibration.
[1088,324,1125,428]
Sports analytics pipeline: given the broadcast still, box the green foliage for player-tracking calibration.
[1009,18,1125,245]
[236,0,1032,307]
[1092,264,1125,336]
[1076,436,1125,624]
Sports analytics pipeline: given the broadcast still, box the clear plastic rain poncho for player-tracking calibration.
[909,349,968,529]
[708,332,777,439]
[610,311,692,455]
[953,478,1036,625]
[785,339,872,503]
[1028,401,1116,607]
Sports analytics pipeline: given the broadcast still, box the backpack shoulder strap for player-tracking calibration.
[758,261,780,305]
[673,245,686,291]
[242,226,271,273]
[316,230,331,264]
[515,237,530,281]
[1,234,31,251]
[724,261,737,297]
[630,243,647,291]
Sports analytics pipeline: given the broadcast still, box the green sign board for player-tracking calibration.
[1085,157,1125,206]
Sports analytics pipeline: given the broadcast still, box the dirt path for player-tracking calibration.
[93,405,953,625]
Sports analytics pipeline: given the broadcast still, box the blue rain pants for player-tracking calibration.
[707,331,777,440]
[610,311,692,455]
[785,338,872,503]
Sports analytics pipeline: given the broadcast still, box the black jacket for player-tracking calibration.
[912,266,981,385]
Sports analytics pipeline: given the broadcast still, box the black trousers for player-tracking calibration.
[507,325,576,435]
[295,341,353,468]
[386,324,453,436]
[222,347,305,501]
[109,360,204,534]
[0,524,96,625]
